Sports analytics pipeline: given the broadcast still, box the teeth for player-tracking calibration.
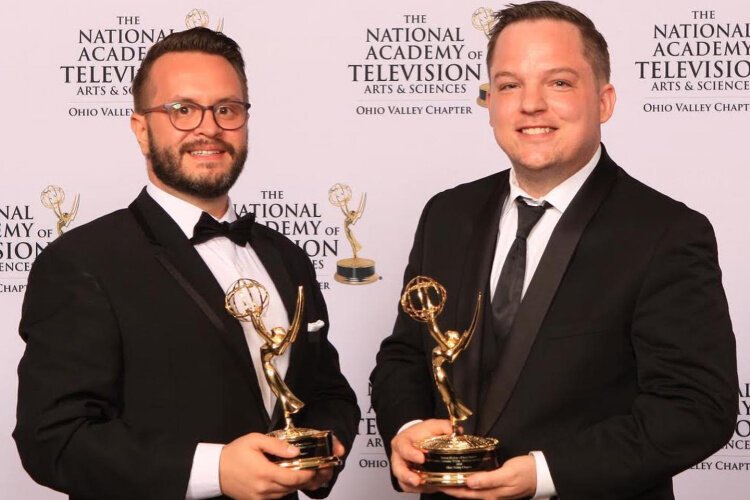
[190,150,221,156]
[521,127,553,135]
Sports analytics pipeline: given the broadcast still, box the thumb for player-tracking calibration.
[331,435,345,457]
[252,434,300,458]
[422,418,454,437]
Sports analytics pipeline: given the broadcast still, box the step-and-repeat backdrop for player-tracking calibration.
[1,1,748,498]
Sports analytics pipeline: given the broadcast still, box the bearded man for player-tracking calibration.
[14,27,359,500]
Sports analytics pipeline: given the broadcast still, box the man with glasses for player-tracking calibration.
[14,27,359,500]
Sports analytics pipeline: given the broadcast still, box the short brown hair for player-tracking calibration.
[486,1,610,83]
[132,27,248,112]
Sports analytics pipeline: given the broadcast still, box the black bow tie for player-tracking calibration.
[190,211,255,246]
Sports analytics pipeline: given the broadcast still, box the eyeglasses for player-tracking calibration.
[140,100,251,131]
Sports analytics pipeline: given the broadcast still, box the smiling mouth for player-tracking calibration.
[520,127,555,135]
[189,149,224,157]
[181,139,235,158]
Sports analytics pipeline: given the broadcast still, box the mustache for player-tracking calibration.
[179,139,236,156]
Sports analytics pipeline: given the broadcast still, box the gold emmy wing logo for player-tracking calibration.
[185,8,224,32]
[472,7,497,108]
[328,183,378,285]
[40,185,79,237]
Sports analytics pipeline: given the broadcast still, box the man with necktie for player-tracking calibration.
[14,27,359,500]
[370,2,737,499]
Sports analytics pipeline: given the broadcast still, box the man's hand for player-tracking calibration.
[390,419,454,493]
[438,455,537,499]
[218,432,316,500]
[300,435,346,492]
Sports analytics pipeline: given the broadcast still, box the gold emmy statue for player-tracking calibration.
[401,276,499,485]
[472,7,497,108]
[328,183,378,285]
[225,279,340,469]
[40,185,79,237]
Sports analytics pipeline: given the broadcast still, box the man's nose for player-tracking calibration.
[520,85,548,114]
[193,108,223,136]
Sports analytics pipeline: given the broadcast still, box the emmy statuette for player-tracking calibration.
[328,183,378,285]
[225,279,340,470]
[401,276,499,485]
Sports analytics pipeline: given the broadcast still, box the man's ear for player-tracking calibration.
[599,83,617,124]
[130,114,150,156]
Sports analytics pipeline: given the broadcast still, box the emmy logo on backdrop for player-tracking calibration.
[185,8,224,32]
[472,7,497,108]
[401,276,499,485]
[225,278,341,470]
[328,183,378,285]
[40,185,79,237]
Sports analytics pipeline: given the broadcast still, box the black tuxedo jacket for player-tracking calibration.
[371,148,737,499]
[14,189,360,500]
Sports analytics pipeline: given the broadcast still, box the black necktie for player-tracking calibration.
[190,211,255,246]
[491,196,551,348]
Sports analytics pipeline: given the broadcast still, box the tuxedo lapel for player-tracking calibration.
[477,150,619,435]
[451,173,509,434]
[249,231,299,324]
[128,189,268,426]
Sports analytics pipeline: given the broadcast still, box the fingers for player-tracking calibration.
[438,485,527,499]
[269,464,315,491]
[437,486,488,499]
[464,469,507,490]
[316,467,335,484]
[252,433,301,459]
[393,418,453,464]
[391,448,424,491]
[302,466,335,492]
[392,433,426,465]
[390,419,455,493]
[438,455,536,499]
[332,435,346,457]
[407,418,454,439]
[427,418,456,436]
[467,455,535,493]
[219,432,317,499]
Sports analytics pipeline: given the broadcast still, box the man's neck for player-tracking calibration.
[514,167,581,199]
[148,174,228,218]
[512,145,601,199]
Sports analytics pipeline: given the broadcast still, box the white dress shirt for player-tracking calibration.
[146,182,290,500]
[489,146,601,499]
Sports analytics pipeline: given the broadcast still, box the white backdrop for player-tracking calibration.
[1,1,748,498]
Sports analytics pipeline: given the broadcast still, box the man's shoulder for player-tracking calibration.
[589,159,715,251]
[613,167,705,223]
[37,207,140,264]
[424,170,507,214]
[433,171,506,201]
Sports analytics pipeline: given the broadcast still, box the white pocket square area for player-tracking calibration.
[307,320,325,332]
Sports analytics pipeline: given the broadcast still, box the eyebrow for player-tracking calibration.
[492,67,581,81]
[169,95,244,103]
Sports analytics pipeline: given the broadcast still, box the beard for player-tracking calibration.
[148,129,248,199]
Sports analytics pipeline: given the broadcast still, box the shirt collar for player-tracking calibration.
[507,145,601,214]
[146,180,236,239]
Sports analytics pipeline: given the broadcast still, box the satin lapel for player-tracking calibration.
[250,231,299,323]
[249,229,303,430]
[477,152,619,435]
[451,173,509,434]
[128,189,268,425]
